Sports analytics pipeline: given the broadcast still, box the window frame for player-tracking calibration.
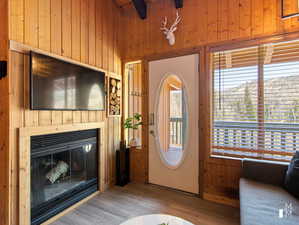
[206,34,299,162]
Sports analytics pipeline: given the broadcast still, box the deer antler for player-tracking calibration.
[160,16,169,34]
[160,11,181,45]
[169,11,181,33]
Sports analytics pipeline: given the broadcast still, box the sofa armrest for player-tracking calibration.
[242,159,289,186]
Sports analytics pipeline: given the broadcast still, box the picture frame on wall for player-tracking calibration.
[108,75,122,117]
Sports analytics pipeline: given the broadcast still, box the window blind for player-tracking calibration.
[212,40,299,161]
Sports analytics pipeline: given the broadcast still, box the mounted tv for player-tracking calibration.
[30,52,106,110]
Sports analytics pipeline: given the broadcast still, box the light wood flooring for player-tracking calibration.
[51,183,240,225]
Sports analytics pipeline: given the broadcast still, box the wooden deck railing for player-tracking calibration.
[169,117,183,146]
[213,121,299,160]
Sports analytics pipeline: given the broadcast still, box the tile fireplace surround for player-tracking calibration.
[19,122,107,225]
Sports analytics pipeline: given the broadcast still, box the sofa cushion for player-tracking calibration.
[285,151,299,199]
[240,178,299,225]
[242,159,288,186]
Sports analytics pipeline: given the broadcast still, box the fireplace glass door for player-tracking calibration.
[31,129,98,225]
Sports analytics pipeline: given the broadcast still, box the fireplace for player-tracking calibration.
[30,129,99,225]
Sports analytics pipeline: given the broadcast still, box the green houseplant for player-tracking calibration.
[124,113,142,147]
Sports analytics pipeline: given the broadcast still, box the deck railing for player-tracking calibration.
[213,121,299,159]
[170,117,183,146]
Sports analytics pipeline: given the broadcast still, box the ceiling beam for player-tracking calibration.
[174,0,183,9]
[132,0,147,19]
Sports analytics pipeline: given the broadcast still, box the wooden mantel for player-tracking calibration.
[19,122,107,225]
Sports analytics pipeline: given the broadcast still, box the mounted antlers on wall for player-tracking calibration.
[161,11,182,46]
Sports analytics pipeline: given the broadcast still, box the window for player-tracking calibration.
[125,63,142,146]
[212,39,299,161]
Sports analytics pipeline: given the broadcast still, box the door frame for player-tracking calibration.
[140,47,206,196]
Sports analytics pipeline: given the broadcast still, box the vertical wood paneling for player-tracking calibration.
[38,0,50,51]
[80,0,89,64]
[207,0,218,43]
[102,2,108,70]
[95,0,103,68]
[39,111,52,126]
[88,0,96,66]
[228,0,240,40]
[198,0,208,43]
[108,1,114,72]
[8,1,122,224]
[121,0,299,61]
[81,111,89,123]
[24,0,39,47]
[251,0,264,36]
[73,111,82,123]
[107,118,115,183]
[89,111,96,122]
[10,0,24,42]
[52,111,63,125]
[263,0,276,34]
[50,0,62,54]
[62,0,72,57]
[218,0,229,41]
[71,0,81,61]
[239,0,251,38]
[63,111,73,124]
[9,52,25,225]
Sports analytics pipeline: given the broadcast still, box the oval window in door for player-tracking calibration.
[156,75,188,168]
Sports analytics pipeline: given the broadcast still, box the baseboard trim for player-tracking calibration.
[203,192,239,208]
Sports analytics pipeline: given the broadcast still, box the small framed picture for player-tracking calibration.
[108,75,122,117]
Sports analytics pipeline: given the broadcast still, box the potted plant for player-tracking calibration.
[124,113,142,147]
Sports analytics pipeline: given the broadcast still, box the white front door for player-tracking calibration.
[148,54,199,194]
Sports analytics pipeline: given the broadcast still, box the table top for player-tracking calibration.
[120,214,194,225]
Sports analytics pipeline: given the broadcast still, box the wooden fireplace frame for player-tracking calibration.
[19,122,107,225]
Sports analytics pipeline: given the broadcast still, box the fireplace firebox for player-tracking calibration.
[30,129,99,225]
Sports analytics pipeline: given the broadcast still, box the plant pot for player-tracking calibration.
[129,137,141,147]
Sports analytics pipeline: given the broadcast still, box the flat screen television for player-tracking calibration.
[30,52,106,110]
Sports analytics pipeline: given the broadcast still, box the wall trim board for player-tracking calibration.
[19,122,107,225]
[207,30,299,52]
[203,192,239,208]
[122,46,203,63]
[9,40,121,78]
[123,30,299,63]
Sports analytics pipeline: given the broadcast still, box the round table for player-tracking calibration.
[120,214,194,225]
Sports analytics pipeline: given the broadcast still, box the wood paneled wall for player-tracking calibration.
[0,0,9,224]
[7,0,122,224]
[120,0,299,205]
[9,0,122,73]
[121,0,299,61]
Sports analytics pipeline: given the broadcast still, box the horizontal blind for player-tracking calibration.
[212,40,299,161]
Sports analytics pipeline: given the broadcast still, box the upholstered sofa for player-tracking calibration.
[240,159,299,225]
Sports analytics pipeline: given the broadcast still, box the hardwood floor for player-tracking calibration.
[51,183,240,225]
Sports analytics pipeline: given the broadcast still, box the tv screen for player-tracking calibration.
[30,52,106,110]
